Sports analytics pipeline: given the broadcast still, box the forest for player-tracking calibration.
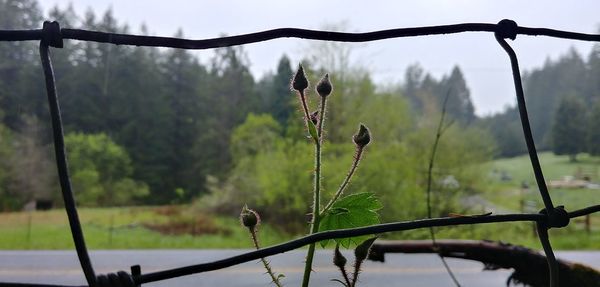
[0,0,599,228]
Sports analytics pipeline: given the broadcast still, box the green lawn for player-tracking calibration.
[0,206,291,249]
[483,152,600,211]
[470,152,600,249]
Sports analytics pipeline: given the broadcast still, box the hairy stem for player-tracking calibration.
[299,90,311,127]
[322,147,363,216]
[249,229,283,287]
[339,265,352,287]
[317,97,326,137]
[301,97,327,287]
[350,260,363,287]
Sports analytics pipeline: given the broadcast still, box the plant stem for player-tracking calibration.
[249,229,284,287]
[339,265,352,287]
[317,97,326,137]
[321,147,363,216]
[299,90,311,126]
[350,259,363,287]
[301,97,327,287]
[425,92,460,287]
[301,142,321,287]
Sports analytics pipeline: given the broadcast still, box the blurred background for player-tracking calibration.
[0,0,598,256]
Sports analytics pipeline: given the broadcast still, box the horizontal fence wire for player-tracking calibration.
[0,19,599,287]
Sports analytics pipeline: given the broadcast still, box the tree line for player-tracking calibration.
[0,0,597,214]
[481,47,600,158]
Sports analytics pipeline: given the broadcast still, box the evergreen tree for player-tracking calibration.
[159,30,209,199]
[552,96,587,161]
[403,64,425,115]
[258,55,294,126]
[525,49,587,148]
[437,66,476,124]
[192,46,257,179]
[588,101,600,156]
[0,0,42,129]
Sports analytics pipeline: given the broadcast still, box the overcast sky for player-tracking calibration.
[37,0,600,116]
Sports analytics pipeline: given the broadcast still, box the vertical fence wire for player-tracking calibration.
[39,40,97,287]
[0,19,599,287]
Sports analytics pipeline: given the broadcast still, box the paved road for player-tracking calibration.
[1,250,598,286]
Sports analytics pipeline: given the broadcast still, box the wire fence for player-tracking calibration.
[0,19,599,287]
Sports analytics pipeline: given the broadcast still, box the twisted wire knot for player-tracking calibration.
[540,206,570,229]
[496,19,518,40]
[96,271,136,287]
[42,21,63,48]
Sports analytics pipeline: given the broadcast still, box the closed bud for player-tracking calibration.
[292,64,309,92]
[310,111,319,126]
[240,205,260,229]
[316,73,332,98]
[333,244,347,268]
[352,124,371,148]
[354,237,377,262]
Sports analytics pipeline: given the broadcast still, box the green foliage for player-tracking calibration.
[405,123,496,215]
[401,64,475,125]
[0,123,18,210]
[319,193,382,248]
[552,96,587,160]
[477,108,526,157]
[587,101,600,156]
[65,132,149,206]
[348,142,423,221]
[230,113,282,160]
[258,55,295,125]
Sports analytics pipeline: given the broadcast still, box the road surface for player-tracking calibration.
[1,250,599,286]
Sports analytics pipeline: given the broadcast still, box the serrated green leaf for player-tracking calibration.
[319,192,382,248]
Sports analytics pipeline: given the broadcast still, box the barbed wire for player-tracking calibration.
[0,19,599,287]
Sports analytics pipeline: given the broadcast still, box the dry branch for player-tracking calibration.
[369,240,600,287]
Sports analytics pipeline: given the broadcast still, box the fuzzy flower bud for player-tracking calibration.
[292,64,309,92]
[333,244,347,268]
[316,73,332,98]
[240,205,260,229]
[352,124,371,148]
[354,237,377,262]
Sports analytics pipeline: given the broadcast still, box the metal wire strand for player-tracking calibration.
[494,19,555,214]
[2,22,600,49]
[537,222,559,287]
[39,42,96,287]
[494,19,560,287]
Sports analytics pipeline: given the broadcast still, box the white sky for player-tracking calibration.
[37,0,600,116]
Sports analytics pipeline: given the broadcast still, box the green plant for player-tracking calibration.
[238,65,382,287]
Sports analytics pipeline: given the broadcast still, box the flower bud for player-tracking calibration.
[240,205,260,229]
[292,64,309,92]
[352,124,371,148]
[354,237,377,262]
[310,111,319,126]
[316,73,332,98]
[333,244,347,268]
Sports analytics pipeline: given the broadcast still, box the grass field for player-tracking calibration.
[470,152,600,249]
[0,206,290,249]
[483,152,600,211]
[0,152,598,250]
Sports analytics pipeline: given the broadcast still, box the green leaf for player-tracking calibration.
[307,119,319,142]
[319,192,382,248]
